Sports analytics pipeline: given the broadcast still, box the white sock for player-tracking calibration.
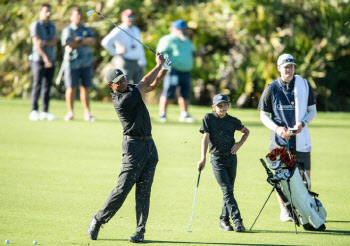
[181,111,189,117]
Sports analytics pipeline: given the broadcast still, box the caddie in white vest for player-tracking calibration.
[257,53,317,222]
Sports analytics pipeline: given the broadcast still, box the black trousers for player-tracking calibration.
[210,154,242,223]
[31,61,55,112]
[95,137,158,234]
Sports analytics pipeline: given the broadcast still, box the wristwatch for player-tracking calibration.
[301,121,305,127]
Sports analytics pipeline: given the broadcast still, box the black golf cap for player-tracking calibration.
[106,69,126,83]
[213,94,229,106]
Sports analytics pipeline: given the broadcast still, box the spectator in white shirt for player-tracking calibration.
[101,9,147,84]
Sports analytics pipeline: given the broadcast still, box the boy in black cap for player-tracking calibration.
[197,94,250,232]
[88,53,171,243]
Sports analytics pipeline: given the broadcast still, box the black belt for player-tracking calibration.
[124,135,152,141]
[212,152,232,158]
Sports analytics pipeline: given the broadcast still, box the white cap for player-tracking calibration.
[277,54,296,67]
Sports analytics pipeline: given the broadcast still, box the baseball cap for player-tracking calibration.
[171,19,188,29]
[213,94,229,106]
[121,9,134,18]
[277,54,296,67]
[106,69,126,83]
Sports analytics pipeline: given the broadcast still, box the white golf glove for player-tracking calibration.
[162,57,171,70]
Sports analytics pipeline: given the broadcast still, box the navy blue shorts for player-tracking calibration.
[162,68,191,100]
[64,66,93,88]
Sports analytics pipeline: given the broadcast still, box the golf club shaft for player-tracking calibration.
[89,10,156,55]
[55,62,65,86]
[250,187,274,230]
[187,171,201,231]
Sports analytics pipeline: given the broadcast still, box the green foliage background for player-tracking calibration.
[0,0,349,110]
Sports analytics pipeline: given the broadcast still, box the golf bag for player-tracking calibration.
[263,147,327,231]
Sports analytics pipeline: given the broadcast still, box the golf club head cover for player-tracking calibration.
[266,147,296,168]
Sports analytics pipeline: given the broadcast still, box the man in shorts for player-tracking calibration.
[61,7,96,121]
[157,19,195,123]
[257,53,317,222]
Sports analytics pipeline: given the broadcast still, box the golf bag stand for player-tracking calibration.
[249,186,274,231]
[250,159,300,232]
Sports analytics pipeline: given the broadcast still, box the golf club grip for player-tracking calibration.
[260,158,269,171]
[196,171,201,187]
[260,158,273,176]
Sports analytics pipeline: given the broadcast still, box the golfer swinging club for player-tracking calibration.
[88,52,171,243]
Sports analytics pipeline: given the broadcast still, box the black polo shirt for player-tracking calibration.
[111,84,151,137]
[200,111,244,156]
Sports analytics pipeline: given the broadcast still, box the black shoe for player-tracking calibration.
[129,232,144,243]
[234,220,245,232]
[88,216,102,240]
[219,220,233,231]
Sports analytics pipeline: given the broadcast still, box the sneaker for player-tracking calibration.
[280,208,293,222]
[234,220,245,232]
[39,112,58,121]
[84,113,96,122]
[179,114,196,123]
[159,112,167,123]
[29,110,39,121]
[219,220,233,231]
[159,115,167,123]
[87,216,102,240]
[64,112,74,121]
[129,232,144,243]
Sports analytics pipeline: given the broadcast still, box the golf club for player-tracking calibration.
[55,62,65,85]
[286,141,298,234]
[86,10,156,54]
[187,170,201,232]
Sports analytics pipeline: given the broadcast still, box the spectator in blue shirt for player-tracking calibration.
[61,7,96,122]
[29,3,58,121]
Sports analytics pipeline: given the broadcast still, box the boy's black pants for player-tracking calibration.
[210,154,242,223]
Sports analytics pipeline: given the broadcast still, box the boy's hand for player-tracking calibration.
[197,159,206,171]
[231,142,242,154]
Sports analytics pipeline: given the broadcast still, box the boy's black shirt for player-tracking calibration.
[200,111,244,156]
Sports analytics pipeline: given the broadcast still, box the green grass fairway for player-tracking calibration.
[1,98,350,246]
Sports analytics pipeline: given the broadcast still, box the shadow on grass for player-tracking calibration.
[99,238,303,246]
[253,229,350,236]
[326,220,350,223]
